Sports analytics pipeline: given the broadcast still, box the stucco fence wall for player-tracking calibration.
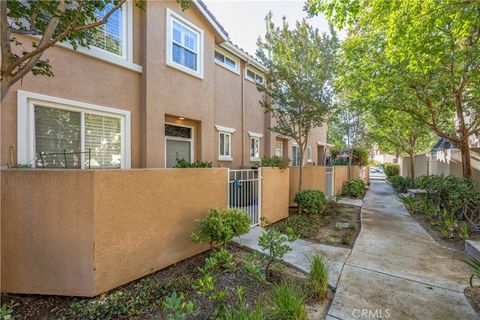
[261,167,290,226]
[289,166,326,206]
[1,169,228,297]
[1,167,292,296]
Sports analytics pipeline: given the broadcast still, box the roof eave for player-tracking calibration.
[220,42,267,72]
[193,0,229,42]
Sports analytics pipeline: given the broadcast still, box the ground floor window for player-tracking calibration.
[219,132,232,160]
[165,123,193,167]
[250,137,260,161]
[17,91,131,168]
[307,146,313,163]
[275,141,283,157]
[292,145,300,167]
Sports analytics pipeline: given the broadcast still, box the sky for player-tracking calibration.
[203,0,337,56]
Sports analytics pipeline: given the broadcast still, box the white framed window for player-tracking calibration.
[166,8,204,79]
[248,132,263,161]
[307,146,313,162]
[216,125,235,161]
[55,2,141,73]
[17,90,131,169]
[245,67,264,84]
[275,141,283,157]
[292,144,300,167]
[250,137,260,161]
[214,47,240,74]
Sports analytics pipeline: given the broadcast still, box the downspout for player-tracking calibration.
[241,59,251,168]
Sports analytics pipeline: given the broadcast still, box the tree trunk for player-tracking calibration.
[409,151,415,180]
[460,141,472,178]
[1,77,11,101]
[298,148,304,191]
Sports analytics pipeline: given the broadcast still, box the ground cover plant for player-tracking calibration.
[273,200,361,248]
[399,175,480,248]
[2,207,334,319]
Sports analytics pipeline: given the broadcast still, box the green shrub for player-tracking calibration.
[162,291,196,320]
[191,208,250,248]
[0,303,17,320]
[342,179,366,198]
[384,164,400,177]
[389,176,415,193]
[175,158,212,168]
[294,189,327,214]
[258,228,296,280]
[309,255,329,300]
[267,282,306,320]
[260,155,288,169]
[352,147,368,166]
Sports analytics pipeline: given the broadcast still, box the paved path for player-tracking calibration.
[234,227,351,289]
[327,180,478,320]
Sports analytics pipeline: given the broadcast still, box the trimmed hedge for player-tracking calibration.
[294,189,327,214]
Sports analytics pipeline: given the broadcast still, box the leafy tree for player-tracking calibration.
[307,0,480,178]
[256,13,338,190]
[1,0,149,101]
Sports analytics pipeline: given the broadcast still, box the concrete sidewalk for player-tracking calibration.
[327,180,478,320]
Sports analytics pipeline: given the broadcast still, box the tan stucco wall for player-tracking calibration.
[1,168,227,296]
[261,167,289,226]
[334,166,349,196]
[289,166,326,206]
[1,170,95,296]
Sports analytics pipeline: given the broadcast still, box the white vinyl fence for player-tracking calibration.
[325,166,335,197]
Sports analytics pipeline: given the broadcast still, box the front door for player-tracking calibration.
[166,139,191,168]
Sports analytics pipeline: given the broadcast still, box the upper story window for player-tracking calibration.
[214,48,240,73]
[245,68,264,84]
[166,8,204,79]
[91,3,125,57]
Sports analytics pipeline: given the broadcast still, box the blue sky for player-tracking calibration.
[204,0,338,56]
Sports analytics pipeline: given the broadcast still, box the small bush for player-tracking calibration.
[389,176,415,193]
[175,159,212,168]
[162,291,196,320]
[260,156,288,169]
[384,164,400,177]
[294,189,327,214]
[309,255,329,300]
[342,179,366,198]
[267,282,306,320]
[258,228,296,280]
[191,208,250,248]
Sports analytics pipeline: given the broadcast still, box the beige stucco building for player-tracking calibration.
[1,0,328,170]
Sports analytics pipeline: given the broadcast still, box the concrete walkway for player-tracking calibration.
[234,227,351,289]
[327,180,478,320]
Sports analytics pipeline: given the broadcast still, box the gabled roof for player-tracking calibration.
[193,0,267,72]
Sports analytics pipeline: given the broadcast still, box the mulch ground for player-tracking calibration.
[465,286,480,314]
[1,245,331,319]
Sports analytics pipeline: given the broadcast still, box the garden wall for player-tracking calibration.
[1,168,227,297]
[289,166,326,206]
[260,167,289,226]
[334,166,349,196]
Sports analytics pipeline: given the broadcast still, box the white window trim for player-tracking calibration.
[165,122,195,166]
[248,131,263,139]
[54,2,142,73]
[214,46,240,74]
[218,132,233,161]
[215,125,236,134]
[17,90,131,168]
[250,136,261,162]
[165,8,204,79]
[275,141,283,157]
[307,146,313,162]
[245,67,264,84]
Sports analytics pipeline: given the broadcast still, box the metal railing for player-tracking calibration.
[228,169,261,226]
[37,149,92,169]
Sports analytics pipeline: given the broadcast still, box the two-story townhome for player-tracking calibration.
[1,0,329,170]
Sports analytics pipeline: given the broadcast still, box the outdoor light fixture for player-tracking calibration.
[178,117,185,120]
